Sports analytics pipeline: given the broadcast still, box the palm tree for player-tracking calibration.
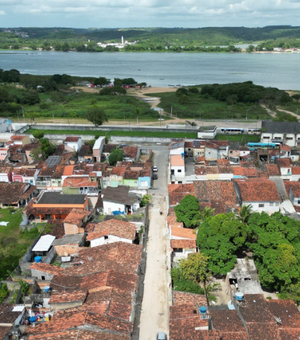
[237,204,252,224]
[192,206,215,232]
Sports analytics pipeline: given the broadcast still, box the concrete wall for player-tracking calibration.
[91,235,132,247]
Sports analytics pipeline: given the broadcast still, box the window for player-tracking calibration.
[178,169,182,173]
[104,236,108,240]
[270,203,273,206]
[173,248,183,253]
[276,202,280,206]
[258,204,264,208]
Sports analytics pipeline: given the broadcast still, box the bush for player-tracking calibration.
[0,283,9,303]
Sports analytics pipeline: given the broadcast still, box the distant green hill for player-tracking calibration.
[1,26,300,51]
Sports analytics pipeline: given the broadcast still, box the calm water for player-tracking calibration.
[1,50,300,90]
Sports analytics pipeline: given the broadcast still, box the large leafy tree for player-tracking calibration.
[108,148,123,166]
[197,213,247,275]
[86,106,108,126]
[174,195,201,228]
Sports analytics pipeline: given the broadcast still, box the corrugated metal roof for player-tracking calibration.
[32,234,56,252]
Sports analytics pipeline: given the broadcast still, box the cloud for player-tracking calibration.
[0,0,300,27]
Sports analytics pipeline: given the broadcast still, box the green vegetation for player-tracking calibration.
[174,195,201,228]
[109,148,123,166]
[150,82,298,121]
[0,208,41,280]
[149,90,270,120]
[194,210,300,302]
[26,128,198,139]
[2,26,300,52]
[0,72,158,121]
[0,283,9,303]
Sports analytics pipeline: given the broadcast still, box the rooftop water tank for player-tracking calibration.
[34,256,42,263]
[43,286,50,293]
[199,306,207,314]
[29,316,37,323]
[235,292,244,301]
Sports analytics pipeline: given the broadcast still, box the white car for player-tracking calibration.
[153,166,158,172]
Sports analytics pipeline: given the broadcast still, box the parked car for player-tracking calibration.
[153,166,158,172]
[152,174,158,180]
[157,332,167,340]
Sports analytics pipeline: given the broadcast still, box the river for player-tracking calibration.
[0,50,300,90]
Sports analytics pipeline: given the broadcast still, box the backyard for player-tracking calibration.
[0,208,41,280]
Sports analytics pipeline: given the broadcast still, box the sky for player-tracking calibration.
[0,0,300,28]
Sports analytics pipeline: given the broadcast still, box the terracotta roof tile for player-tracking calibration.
[281,144,291,151]
[284,181,300,198]
[49,290,87,304]
[173,291,207,307]
[65,242,142,276]
[63,165,74,176]
[210,309,245,333]
[171,226,197,240]
[65,136,80,142]
[122,146,138,159]
[86,219,136,241]
[292,166,300,175]
[111,166,127,176]
[240,294,274,324]
[278,328,300,339]
[123,170,140,180]
[11,135,26,141]
[28,329,129,340]
[278,158,292,168]
[171,239,196,248]
[168,183,195,206]
[235,179,280,202]
[247,323,280,340]
[63,177,98,187]
[267,299,300,328]
[265,164,280,176]
[30,263,64,276]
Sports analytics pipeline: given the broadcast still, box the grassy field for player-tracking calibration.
[216,134,260,143]
[148,92,271,120]
[0,208,42,280]
[27,128,198,139]
[1,84,160,121]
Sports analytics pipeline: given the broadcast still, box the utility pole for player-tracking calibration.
[170,106,173,118]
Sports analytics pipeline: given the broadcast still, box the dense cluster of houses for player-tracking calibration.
[0,132,153,339]
[166,122,300,339]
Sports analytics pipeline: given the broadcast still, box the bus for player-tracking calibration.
[247,128,261,135]
[247,142,279,151]
[220,127,244,134]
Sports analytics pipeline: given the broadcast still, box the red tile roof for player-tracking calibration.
[168,183,195,206]
[30,263,64,276]
[292,166,300,175]
[267,299,300,329]
[86,219,136,241]
[49,290,87,304]
[235,179,280,202]
[173,291,207,307]
[63,208,91,225]
[65,136,80,142]
[63,165,74,176]
[11,135,26,141]
[111,166,127,176]
[123,146,138,159]
[171,226,197,240]
[265,164,280,176]
[278,158,292,168]
[63,177,98,187]
[171,239,196,248]
[28,329,129,340]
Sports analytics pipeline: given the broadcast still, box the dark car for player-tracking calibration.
[152,174,158,180]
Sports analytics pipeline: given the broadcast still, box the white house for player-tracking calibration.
[170,154,185,182]
[64,136,82,152]
[261,121,300,147]
[101,185,140,215]
[86,219,136,247]
[234,179,280,213]
[92,136,105,162]
[170,226,197,262]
